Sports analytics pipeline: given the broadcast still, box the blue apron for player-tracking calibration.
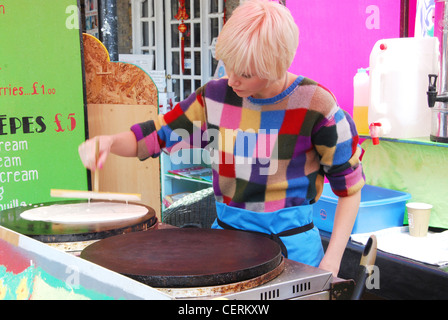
[211,202,324,267]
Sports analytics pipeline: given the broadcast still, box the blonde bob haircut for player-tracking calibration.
[215,0,299,81]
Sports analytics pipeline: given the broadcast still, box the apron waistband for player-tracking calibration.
[216,217,314,258]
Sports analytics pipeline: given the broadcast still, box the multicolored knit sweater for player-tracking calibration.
[131,76,365,212]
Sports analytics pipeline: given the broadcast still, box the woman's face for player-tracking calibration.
[225,68,272,99]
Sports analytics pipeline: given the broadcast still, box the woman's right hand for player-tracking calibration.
[78,135,115,171]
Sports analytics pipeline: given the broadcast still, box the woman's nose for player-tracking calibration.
[228,72,240,87]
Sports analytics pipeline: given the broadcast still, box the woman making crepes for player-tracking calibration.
[78,0,364,277]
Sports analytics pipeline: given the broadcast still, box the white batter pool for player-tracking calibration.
[20,202,148,224]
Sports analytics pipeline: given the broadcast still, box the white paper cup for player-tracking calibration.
[406,202,432,237]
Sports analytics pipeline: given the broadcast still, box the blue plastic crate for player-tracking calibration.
[313,184,412,234]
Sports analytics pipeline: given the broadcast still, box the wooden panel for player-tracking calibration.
[87,104,161,219]
[83,33,161,219]
[83,33,158,105]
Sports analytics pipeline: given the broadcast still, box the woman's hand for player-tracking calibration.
[78,135,114,171]
[320,190,362,278]
[78,131,138,170]
[319,255,340,278]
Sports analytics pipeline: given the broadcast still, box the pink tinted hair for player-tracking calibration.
[215,0,299,81]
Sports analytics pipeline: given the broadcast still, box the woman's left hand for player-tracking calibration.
[318,255,340,278]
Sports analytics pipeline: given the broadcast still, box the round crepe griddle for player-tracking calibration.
[0,200,157,243]
[80,228,283,288]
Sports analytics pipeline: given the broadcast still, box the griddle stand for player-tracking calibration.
[183,259,353,300]
[219,259,352,300]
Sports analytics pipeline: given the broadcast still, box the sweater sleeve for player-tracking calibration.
[130,86,207,161]
[312,94,365,197]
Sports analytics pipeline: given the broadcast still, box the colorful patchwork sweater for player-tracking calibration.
[131,76,365,212]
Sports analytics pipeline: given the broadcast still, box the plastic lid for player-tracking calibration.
[357,68,367,73]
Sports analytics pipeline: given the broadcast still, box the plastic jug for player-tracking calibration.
[353,68,370,135]
[368,37,439,139]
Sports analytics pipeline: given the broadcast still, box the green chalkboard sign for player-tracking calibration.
[0,0,88,210]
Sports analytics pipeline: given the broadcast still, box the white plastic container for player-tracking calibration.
[353,68,370,135]
[368,37,439,139]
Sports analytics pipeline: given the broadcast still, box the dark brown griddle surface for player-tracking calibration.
[0,200,157,243]
[81,228,283,288]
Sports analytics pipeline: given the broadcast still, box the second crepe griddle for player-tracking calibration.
[0,200,157,243]
[81,228,283,288]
